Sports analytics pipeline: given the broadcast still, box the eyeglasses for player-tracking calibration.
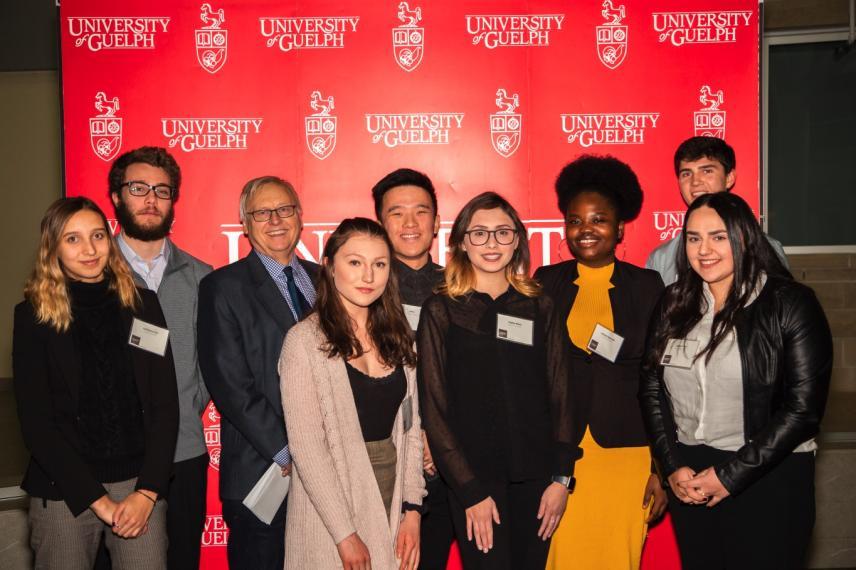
[464,228,518,246]
[247,205,298,222]
[122,181,175,200]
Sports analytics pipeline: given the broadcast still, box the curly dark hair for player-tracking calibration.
[554,154,643,222]
[315,217,417,368]
[108,146,182,202]
[673,136,735,177]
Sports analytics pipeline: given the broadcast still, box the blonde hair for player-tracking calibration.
[440,192,541,299]
[24,197,139,332]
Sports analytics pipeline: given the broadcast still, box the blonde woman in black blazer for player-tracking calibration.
[13,198,178,569]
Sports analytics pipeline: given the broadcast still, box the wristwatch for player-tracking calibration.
[551,475,576,493]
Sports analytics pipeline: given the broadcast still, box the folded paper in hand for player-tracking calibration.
[242,462,290,524]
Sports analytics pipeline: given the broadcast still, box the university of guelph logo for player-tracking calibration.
[195,4,227,74]
[393,2,424,72]
[305,91,337,160]
[596,1,627,69]
[490,89,522,158]
[89,92,122,162]
[694,85,726,139]
[204,401,221,471]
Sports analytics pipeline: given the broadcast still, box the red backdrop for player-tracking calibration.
[60,1,760,567]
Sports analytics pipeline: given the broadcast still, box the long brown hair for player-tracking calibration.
[315,217,416,367]
[646,192,791,367]
[24,197,139,332]
[441,191,540,298]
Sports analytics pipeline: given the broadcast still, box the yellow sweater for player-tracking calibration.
[567,262,615,352]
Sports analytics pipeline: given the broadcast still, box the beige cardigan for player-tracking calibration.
[279,315,426,570]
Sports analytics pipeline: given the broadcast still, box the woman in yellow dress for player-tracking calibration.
[535,155,667,569]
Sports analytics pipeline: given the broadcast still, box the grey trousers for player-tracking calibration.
[29,478,167,570]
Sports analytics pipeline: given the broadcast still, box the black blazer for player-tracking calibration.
[12,288,179,516]
[198,251,319,501]
[535,260,664,449]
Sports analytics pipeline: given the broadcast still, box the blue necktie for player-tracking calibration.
[283,266,309,320]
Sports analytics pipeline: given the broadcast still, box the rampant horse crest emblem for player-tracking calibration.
[305,91,337,160]
[89,92,122,162]
[204,402,222,471]
[489,89,522,158]
[392,2,424,72]
[694,85,726,138]
[596,1,627,69]
[196,4,227,74]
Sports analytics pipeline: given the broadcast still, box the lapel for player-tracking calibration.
[161,239,188,280]
[247,251,295,333]
[554,261,581,330]
[608,260,630,337]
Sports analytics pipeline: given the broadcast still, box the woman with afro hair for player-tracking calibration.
[535,155,667,569]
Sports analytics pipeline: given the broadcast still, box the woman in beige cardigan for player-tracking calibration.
[280,218,426,570]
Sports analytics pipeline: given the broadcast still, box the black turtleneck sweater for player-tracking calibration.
[69,279,145,483]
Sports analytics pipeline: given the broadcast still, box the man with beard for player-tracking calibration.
[109,147,213,570]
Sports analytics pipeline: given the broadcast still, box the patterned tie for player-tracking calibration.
[283,266,310,320]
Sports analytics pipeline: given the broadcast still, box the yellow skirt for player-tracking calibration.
[546,428,652,570]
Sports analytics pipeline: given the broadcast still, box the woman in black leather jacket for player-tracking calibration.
[639,192,832,570]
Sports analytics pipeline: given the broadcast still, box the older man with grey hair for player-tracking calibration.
[198,176,318,569]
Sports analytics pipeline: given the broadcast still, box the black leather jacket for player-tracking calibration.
[639,276,832,495]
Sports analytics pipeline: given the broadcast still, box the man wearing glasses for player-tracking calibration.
[198,176,318,569]
[109,147,213,570]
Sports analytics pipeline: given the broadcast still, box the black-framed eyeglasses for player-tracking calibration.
[122,181,175,200]
[247,205,298,222]
[464,228,518,246]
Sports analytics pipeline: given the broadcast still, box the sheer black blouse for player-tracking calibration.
[416,287,578,508]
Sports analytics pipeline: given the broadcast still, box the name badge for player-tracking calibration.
[402,304,421,332]
[661,339,700,369]
[128,318,170,357]
[402,396,413,432]
[496,313,534,346]
[587,323,624,363]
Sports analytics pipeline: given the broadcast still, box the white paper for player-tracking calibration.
[587,323,624,363]
[661,339,701,369]
[403,304,422,332]
[496,313,534,346]
[242,462,290,525]
[128,318,169,356]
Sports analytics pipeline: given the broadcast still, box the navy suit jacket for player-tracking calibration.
[198,251,319,501]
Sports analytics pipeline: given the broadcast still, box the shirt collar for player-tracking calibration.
[254,249,302,280]
[393,255,439,277]
[116,232,169,265]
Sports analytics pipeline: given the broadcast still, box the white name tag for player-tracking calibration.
[587,323,624,363]
[661,339,700,369]
[128,318,169,357]
[496,313,534,346]
[402,396,413,432]
[402,304,421,332]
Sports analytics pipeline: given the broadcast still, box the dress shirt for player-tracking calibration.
[255,249,317,467]
[117,233,169,291]
[393,257,444,307]
[664,276,817,453]
[255,250,317,322]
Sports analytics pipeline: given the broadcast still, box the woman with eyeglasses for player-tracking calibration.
[13,197,178,568]
[535,155,667,570]
[639,192,832,569]
[417,192,577,569]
